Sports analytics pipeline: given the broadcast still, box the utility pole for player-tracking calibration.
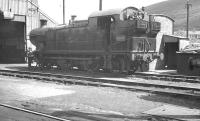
[63,0,65,24]
[99,0,102,11]
[185,0,192,38]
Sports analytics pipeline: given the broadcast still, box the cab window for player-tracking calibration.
[97,16,115,29]
[120,7,144,21]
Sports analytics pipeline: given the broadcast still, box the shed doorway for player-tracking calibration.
[0,21,25,63]
[164,42,179,69]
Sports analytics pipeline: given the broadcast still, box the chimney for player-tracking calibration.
[71,15,76,21]
[69,15,77,24]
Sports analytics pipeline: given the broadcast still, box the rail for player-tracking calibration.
[0,103,69,121]
[134,72,200,83]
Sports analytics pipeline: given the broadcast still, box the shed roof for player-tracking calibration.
[150,14,175,22]
[163,34,188,39]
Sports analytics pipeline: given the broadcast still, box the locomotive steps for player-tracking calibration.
[1,69,200,99]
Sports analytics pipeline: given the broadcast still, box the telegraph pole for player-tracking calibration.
[99,0,102,11]
[186,0,192,38]
[63,0,65,24]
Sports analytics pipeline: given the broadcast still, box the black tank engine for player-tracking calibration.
[29,6,161,73]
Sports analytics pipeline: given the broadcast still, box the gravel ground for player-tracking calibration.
[0,75,171,120]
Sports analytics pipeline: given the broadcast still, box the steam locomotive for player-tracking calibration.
[29,6,161,73]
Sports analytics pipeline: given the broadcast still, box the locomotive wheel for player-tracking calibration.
[81,61,89,71]
[188,57,194,70]
[89,61,100,72]
[131,60,149,72]
[130,61,139,73]
[119,58,126,73]
[112,57,128,73]
[112,58,120,71]
[46,63,52,69]
[39,63,45,70]
[140,61,149,72]
[80,60,93,72]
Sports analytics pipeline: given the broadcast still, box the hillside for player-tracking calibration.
[146,0,200,30]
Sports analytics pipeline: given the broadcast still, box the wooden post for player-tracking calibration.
[185,0,192,39]
[63,0,65,24]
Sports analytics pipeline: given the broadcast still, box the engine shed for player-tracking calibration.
[149,15,189,71]
[0,0,56,63]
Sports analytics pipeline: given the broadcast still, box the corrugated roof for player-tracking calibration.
[150,14,175,22]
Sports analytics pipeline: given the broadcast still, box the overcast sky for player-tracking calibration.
[38,0,167,24]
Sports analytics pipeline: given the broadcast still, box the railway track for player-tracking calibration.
[0,69,194,121]
[134,72,200,83]
[0,103,69,121]
[0,103,182,121]
[0,69,200,99]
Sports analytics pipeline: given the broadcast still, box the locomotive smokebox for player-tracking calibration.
[29,27,49,48]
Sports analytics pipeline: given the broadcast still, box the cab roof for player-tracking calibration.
[89,9,122,18]
[89,6,140,18]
